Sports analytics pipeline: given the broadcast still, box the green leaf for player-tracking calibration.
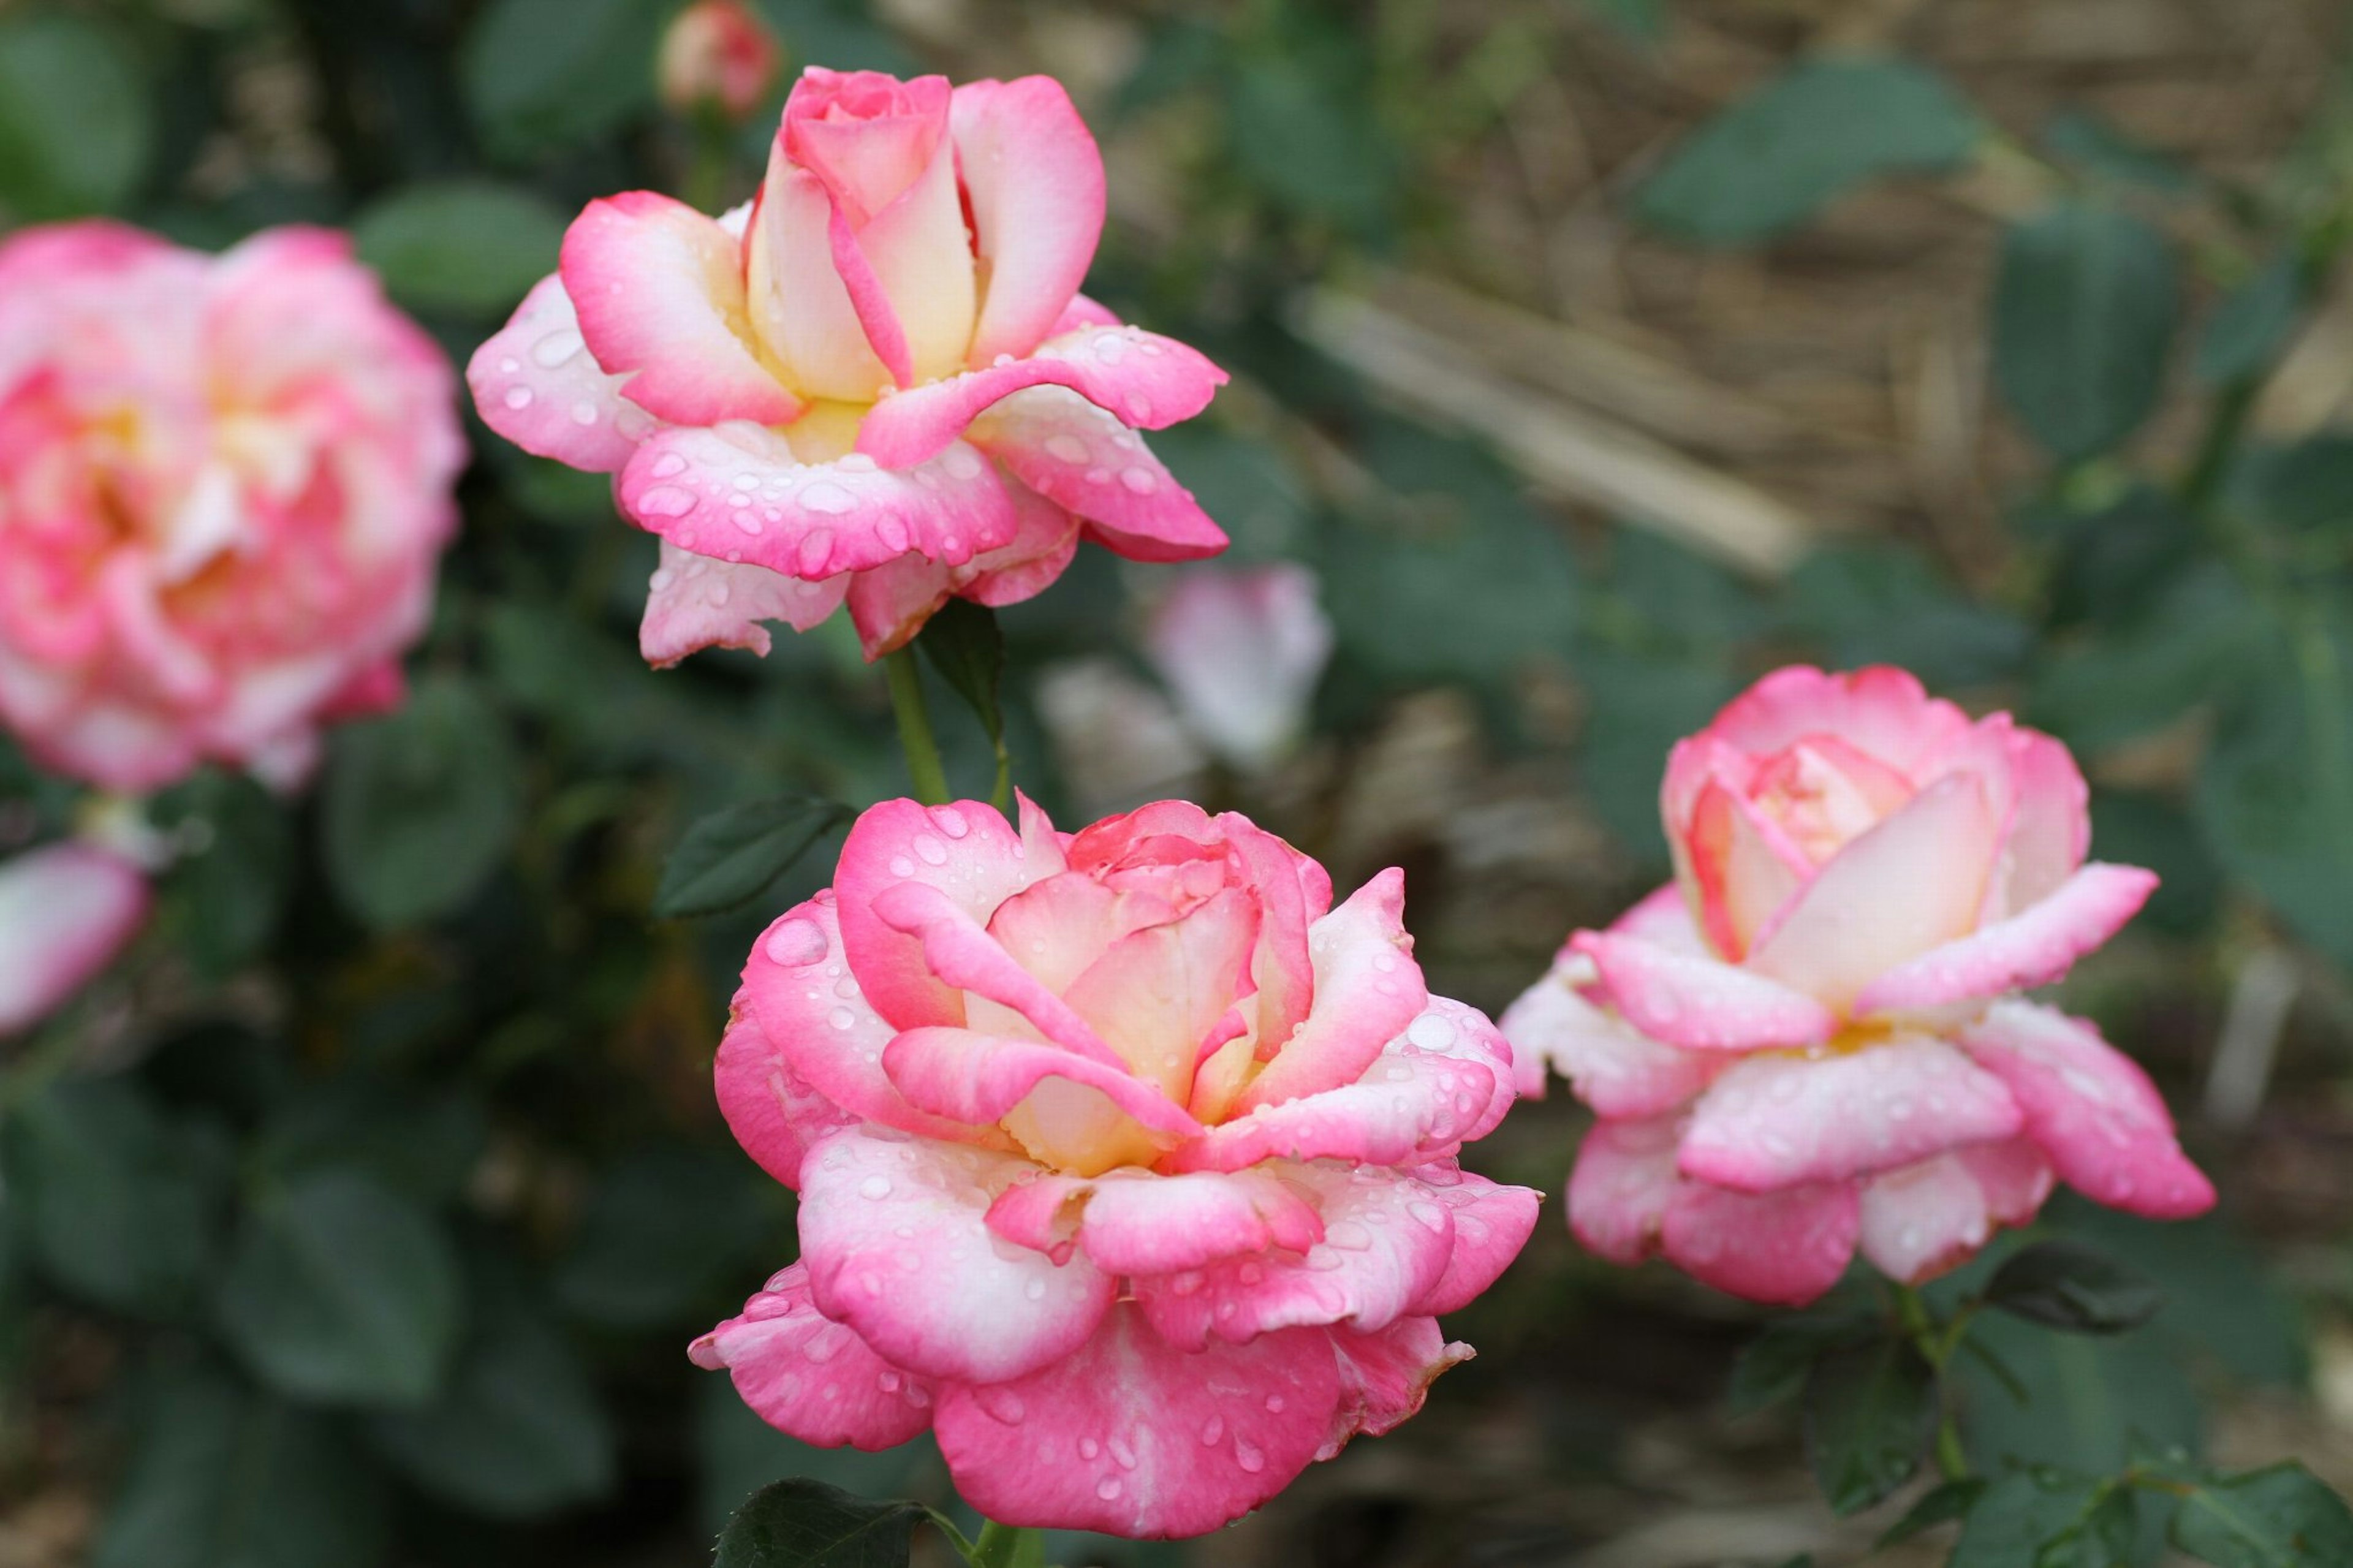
[695,1376,933,1536]
[2090,790,2224,939]
[353,179,569,317]
[214,1169,464,1407]
[2030,563,2267,754]
[1634,59,1981,245]
[713,1478,928,1568]
[1784,542,2030,687]
[1878,1477,1987,1548]
[0,14,150,219]
[1727,1311,1880,1418]
[1228,45,1396,231]
[1985,1239,2167,1335]
[1992,205,2180,461]
[322,675,523,930]
[94,1358,392,1568]
[1574,648,1737,860]
[461,0,668,160]
[2042,109,2195,195]
[2197,256,2304,387]
[1148,425,1311,561]
[2196,618,2353,969]
[11,1078,228,1316]
[654,795,852,920]
[366,1276,615,1518]
[1953,1311,2200,1474]
[2230,438,2353,537]
[2169,1463,2353,1567]
[254,1080,488,1204]
[2046,1195,2308,1388]
[916,599,1008,746]
[555,1148,773,1330]
[1951,1469,2139,1568]
[2038,484,2200,632]
[1800,1338,1933,1517]
[157,771,292,982]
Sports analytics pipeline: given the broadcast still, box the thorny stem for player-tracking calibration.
[885,648,953,807]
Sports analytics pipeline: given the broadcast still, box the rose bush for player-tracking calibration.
[471,67,1232,664]
[0,222,462,793]
[693,795,1537,1537]
[1503,665,2213,1305]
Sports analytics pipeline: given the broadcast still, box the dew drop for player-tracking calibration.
[498,356,520,374]
[1096,1477,1122,1501]
[764,917,827,966]
[1233,1437,1265,1473]
[889,855,917,878]
[1045,434,1090,464]
[1199,1415,1225,1445]
[1023,1277,1047,1301]
[635,485,695,518]
[1078,1438,1099,1460]
[1264,1394,1285,1413]
[1118,467,1158,494]
[838,453,877,473]
[502,386,534,411]
[857,1175,892,1200]
[651,453,689,479]
[532,328,584,368]
[977,1388,1026,1424]
[914,834,949,866]
[829,1006,858,1031]
[570,401,599,426]
[931,806,969,838]
[800,482,855,515]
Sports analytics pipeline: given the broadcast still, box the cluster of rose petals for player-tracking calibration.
[694,796,1537,1537]
[657,0,783,121]
[1502,666,2213,1306]
[0,224,462,793]
[1142,564,1333,774]
[0,843,148,1034]
[471,67,1231,665]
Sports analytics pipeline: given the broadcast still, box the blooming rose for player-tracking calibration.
[693,797,1537,1537]
[471,67,1231,664]
[657,0,783,122]
[1142,564,1333,774]
[0,843,148,1034]
[1502,665,2213,1306]
[0,222,462,793]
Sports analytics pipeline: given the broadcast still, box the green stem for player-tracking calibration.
[966,1519,1045,1568]
[1889,1281,1972,1484]
[885,648,953,806]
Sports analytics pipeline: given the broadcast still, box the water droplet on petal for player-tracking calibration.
[1199,1415,1224,1445]
[1118,467,1158,494]
[889,855,916,878]
[1234,1437,1265,1473]
[1096,1477,1122,1501]
[913,834,948,866]
[1045,434,1089,464]
[931,806,969,838]
[829,1006,858,1031]
[502,386,534,411]
[635,485,695,518]
[532,328,584,368]
[764,917,827,966]
[800,482,855,515]
[651,453,689,479]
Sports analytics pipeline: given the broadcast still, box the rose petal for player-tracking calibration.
[952,77,1107,366]
[882,1025,1207,1148]
[972,387,1229,562]
[1856,1154,1998,1285]
[1684,779,1808,960]
[1852,863,2158,1018]
[1703,665,1976,775]
[559,192,797,426]
[987,1165,1324,1276]
[1659,1178,1860,1308]
[796,1127,1115,1384]
[1410,1164,1542,1317]
[1234,868,1427,1113]
[1570,930,1836,1053]
[691,1262,936,1450]
[0,844,148,1034]
[618,423,1018,581]
[1958,1001,2216,1219]
[1566,1115,1683,1265]
[1744,771,2004,1013]
[467,274,645,473]
[932,1305,1340,1539]
[1498,960,1719,1116]
[638,540,847,666]
[712,993,857,1189]
[1678,1036,2023,1192]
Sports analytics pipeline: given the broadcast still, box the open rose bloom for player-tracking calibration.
[1502,666,2213,1306]
[694,797,1538,1536]
[471,67,1231,664]
[0,224,461,792]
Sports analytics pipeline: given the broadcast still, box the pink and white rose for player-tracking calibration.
[0,222,463,793]
[471,67,1231,664]
[1502,665,2213,1305]
[1142,564,1333,774]
[0,843,149,1035]
[694,796,1537,1537]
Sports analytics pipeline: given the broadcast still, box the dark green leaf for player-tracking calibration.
[94,1358,392,1568]
[1950,1469,2135,1568]
[1992,205,2180,461]
[1634,59,1981,245]
[1727,1311,1880,1418]
[713,1477,928,1568]
[2196,619,2353,969]
[2230,438,2353,537]
[0,14,150,219]
[1574,648,1736,860]
[1801,1338,1933,1517]
[255,1080,488,1203]
[158,771,291,981]
[214,1169,464,1407]
[366,1277,615,1518]
[2197,256,2304,387]
[353,179,569,316]
[2089,791,2224,939]
[1229,48,1395,231]
[461,0,667,159]
[1986,1240,2167,1335]
[2031,564,2267,754]
[1784,542,2030,687]
[2042,109,2195,194]
[695,1376,933,1536]
[654,795,851,920]
[12,1078,228,1316]
[1953,1311,2201,1474]
[322,676,523,930]
[1878,1477,1986,1548]
[2047,1195,2308,1388]
[2170,1463,2353,1567]
[916,599,1008,744]
[555,1148,773,1330]
[2038,484,2200,632]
